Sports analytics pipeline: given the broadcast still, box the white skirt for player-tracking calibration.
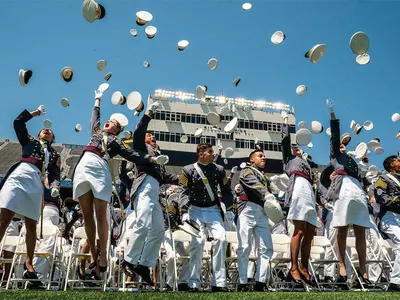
[0,162,42,221]
[332,175,370,228]
[287,176,317,226]
[73,152,112,202]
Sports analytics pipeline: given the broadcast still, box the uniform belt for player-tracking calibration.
[20,157,42,170]
[84,146,104,158]
[290,170,312,183]
[239,193,264,207]
[190,200,218,207]
[336,169,359,180]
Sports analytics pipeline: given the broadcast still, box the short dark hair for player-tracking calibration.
[197,143,213,154]
[383,155,398,172]
[249,149,264,160]
[37,128,55,144]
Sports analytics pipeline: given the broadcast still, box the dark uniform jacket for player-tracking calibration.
[130,114,178,201]
[281,123,313,207]
[72,106,150,179]
[374,173,400,218]
[0,110,61,206]
[238,165,272,216]
[326,119,367,203]
[179,162,233,209]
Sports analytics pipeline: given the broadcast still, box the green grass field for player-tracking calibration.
[0,291,398,300]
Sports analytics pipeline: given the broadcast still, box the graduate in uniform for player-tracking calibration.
[73,85,163,278]
[123,102,176,285]
[374,154,400,291]
[179,143,233,292]
[0,105,60,284]
[237,149,274,292]
[326,100,371,285]
[281,111,316,285]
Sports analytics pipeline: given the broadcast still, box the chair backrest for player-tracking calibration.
[21,224,59,237]
[378,238,392,249]
[0,235,20,248]
[312,235,331,247]
[172,230,192,243]
[346,237,356,248]
[310,245,325,255]
[73,227,87,239]
[225,231,238,244]
[271,234,290,245]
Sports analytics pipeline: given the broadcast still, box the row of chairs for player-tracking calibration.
[0,224,395,291]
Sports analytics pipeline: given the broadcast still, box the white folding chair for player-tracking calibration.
[63,227,103,291]
[309,235,340,290]
[7,223,59,290]
[0,235,20,289]
[270,234,295,291]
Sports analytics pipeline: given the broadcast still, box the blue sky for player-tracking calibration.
[1,0,399,168]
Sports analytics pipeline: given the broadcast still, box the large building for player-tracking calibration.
[146,89,296,173]
[0,89,298,192]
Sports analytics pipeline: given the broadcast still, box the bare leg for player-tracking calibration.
[78,191,97,265]
[94,198,109,272]
[0,209,15,243]
[80,240,90,275]
[300,223,316,280]
[290,220,306,280]
[337,225,349,276]
[353,225,368,277]
[24,217,38,272]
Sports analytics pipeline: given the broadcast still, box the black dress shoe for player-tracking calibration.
[299,271,317,287]
[253,281,268,292]
[178,283,190,291]
[211,286,230,292]
[354,269,373,289]
[336,275,349,290]
[133,264,153,285]
[286,271,303,288]
[387,283,400,292]
[164,284,173,291]
[23,270,43,288]
[122,260,136,277]
[77,269,97,287]
[324,276,335,284]
[189,287,200,292]
[237,284,250,292]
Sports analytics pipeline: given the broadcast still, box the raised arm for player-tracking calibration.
[133,114,151,151]
[327,100,340,159]
[281,112,292,164]
[13,107,43,146]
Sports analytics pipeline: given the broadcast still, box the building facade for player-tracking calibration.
[146,89,296,173]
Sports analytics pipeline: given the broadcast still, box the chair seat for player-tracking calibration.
[311,259,339,264]
[271,258,291,263]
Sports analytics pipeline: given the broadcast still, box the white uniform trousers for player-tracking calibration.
[366,215,383,282]
[237,201,273,284]
[163,230,190,287]
[323,210,353,277]
[188,205,227,288]
[33,205,59,280]
[380,211,400,284]
[125,175,163,268]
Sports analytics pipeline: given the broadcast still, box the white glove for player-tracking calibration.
[181,213,189,223]
[217,140,223,150]
[270,175,278,182]
[37,105,46,116]
[280,111,288,120]
[94,88,103,100]
[127,171,135,180]
[154,155,169,165]
[148,101,161,112]
[51,187,59,198]
[230,166,238,174]
[326,99,335,112]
